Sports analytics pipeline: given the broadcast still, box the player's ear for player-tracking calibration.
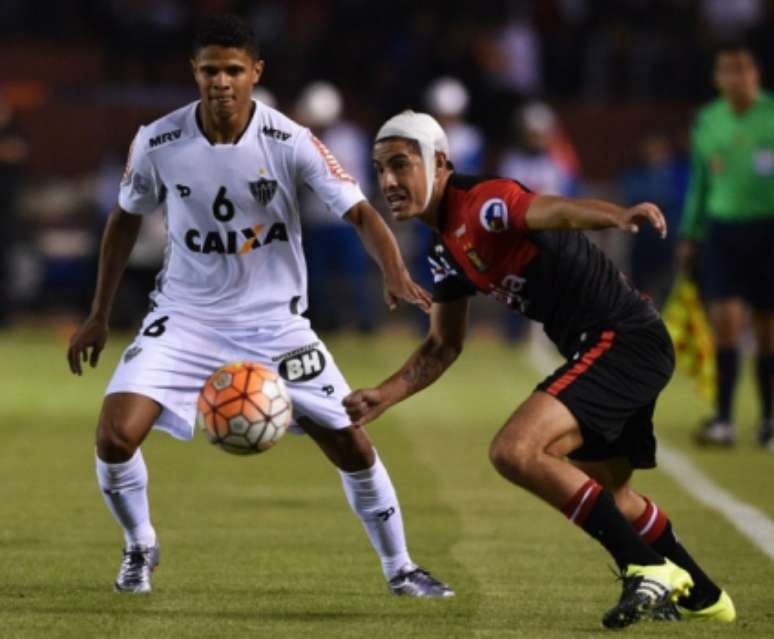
[751,62,761,87]
[252,60,265,85]
[435,151,447,174]
[712,56,725,93]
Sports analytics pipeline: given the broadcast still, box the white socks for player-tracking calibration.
[338,452,414,580]
[95,447,411,579]
[96,449,156,548]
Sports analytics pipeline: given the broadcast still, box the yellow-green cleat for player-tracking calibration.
[602,559,694,629]
[677,590,736,622]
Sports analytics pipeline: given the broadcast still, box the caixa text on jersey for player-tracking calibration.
[184,222,288,255]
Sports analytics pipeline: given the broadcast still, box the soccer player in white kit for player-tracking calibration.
[67,15,453,598]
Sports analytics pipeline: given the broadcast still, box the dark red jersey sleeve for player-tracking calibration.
[503,181,536,231]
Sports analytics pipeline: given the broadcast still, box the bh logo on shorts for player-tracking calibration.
[276,344,326,382]
[479,198,509,233]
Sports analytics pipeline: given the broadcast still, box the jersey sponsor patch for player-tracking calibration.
[262,125,292,141]
[238,223,264,255]
[273,343,327,382]
[493,274,530,312]
[428,254,457,284]
[149,129,182,148]
[310,135,355,183]
[184,222,288,255]
[479,198,509,232]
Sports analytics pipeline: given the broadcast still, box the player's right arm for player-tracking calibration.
[68,125,160,375]
[343,298,469,427]
[67,207,143,375]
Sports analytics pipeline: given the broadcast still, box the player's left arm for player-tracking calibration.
[524,195,667,239]
[294,129,430,312]
[344,200,431,312]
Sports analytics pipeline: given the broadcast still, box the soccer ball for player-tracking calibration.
[196,361,292,455]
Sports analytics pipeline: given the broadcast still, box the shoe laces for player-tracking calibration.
[609,565,647,601]
[394,567,445,588]
[404,567,434,582]
[119,546,152,580]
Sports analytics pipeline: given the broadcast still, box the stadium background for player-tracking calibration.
[1,2,772,638]
[4,0,774,325]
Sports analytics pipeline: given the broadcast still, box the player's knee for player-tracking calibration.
[336,428,375,471]
[305,421,375,472]
[95,413,140,462]
[488,434,537,485]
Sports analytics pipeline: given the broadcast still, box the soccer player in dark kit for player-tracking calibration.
[343,111,735,628]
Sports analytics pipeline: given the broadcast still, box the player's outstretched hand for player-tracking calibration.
[621,202,667,239]
[383,268,432,313]
[343,388,389,428]
[67,316,109,375]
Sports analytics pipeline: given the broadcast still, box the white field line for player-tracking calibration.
[657,444,774,560]
[525,341,774,560]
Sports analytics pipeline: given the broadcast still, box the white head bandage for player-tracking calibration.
[375,110,449,211]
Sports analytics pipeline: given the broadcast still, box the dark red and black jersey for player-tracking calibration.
[429,174,658,357]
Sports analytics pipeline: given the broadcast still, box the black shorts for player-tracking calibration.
[536,320,675,469]
[700,217,774,310]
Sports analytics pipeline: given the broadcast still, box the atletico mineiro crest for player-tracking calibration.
[250,178,278,205]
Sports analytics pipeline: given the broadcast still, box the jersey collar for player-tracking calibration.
[194,100,257,146]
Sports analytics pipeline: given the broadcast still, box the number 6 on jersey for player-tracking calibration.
[212,186,235,221]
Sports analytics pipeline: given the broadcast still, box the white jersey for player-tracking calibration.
[118,99,365,326]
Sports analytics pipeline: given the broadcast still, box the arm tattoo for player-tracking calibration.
[400,353,446,390]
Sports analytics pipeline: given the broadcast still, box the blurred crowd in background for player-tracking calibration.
[1,0,772,332]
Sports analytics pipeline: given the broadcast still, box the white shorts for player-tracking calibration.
[105,310,352,440]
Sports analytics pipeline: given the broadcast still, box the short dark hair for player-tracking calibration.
[193,14,260,59]
[714,41,757,62]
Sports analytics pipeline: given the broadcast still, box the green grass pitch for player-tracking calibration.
[0,327,772,638]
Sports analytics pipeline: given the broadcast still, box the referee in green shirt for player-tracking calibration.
[679,44,774,449]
